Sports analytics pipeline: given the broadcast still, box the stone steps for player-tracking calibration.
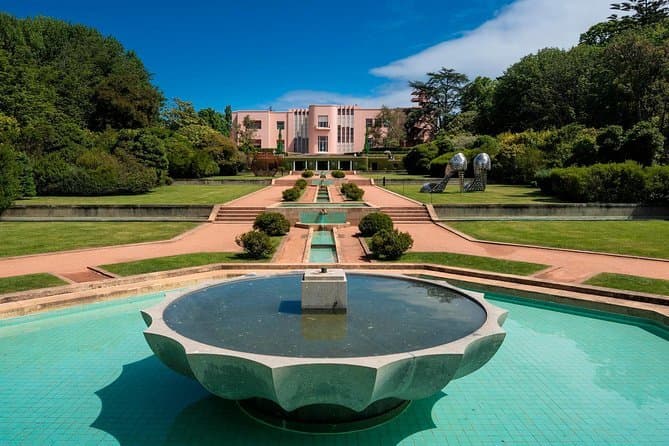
[380,206,432,224]
[215,206,265,223]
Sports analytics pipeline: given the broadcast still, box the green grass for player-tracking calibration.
[15,184,262,205]
[101,251,271,276]
[203,172,279,180]
[585,273,669,296]
[383,184,561,204]
[380,251,547,276]
[0,222,197,257]
[0,273,68,294]
[449,220,669,259]
[360,173,437,180]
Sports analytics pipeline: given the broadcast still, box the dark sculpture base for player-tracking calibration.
[238,397,410,433]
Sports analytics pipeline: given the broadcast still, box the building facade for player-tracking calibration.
[232,105,383,155]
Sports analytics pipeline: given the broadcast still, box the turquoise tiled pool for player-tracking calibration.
[1,289,668,445]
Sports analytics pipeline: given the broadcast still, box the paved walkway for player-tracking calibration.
[0,223,249,280]
[0,176,667,286]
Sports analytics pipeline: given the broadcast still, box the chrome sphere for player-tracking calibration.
[449,152,468,172]
[473,153,491,171]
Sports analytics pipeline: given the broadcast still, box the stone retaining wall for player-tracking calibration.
[433,203,669,220]
[1,205,213,221]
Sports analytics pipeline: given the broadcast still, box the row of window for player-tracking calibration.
[337,109,354,116]
[337,126,354,144]
[245,120,285,130]
[250,118,390,131]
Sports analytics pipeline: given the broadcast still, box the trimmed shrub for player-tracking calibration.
[282,186,302,201]
[340,182,364,201]
[295,178,307,190]
[358,212,393,237]
[369,229,414,260]
[538,162,650,203]
[645,165,669,204]
[301,170,314,178]
[253,212,290,236]
[235,230,275,259]
[331,170,345,178]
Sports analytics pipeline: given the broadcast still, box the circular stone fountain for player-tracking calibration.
[141,272,507,433]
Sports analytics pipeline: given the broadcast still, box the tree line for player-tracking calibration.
[0,14,242,209]
[398,0,669,202]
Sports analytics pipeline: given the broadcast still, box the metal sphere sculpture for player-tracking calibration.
[449,152,468,172]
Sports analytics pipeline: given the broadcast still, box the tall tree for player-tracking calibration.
[369,107,407,147]
[162,98,203,130]
[198,107,226,133]
[609,0,669,26]
[409,68,469,137]
[223,105,233,137]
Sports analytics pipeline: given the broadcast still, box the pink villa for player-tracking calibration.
[232,105,383,156]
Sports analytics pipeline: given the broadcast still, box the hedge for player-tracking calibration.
[536,162,669,203]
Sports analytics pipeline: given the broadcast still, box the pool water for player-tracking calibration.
[1,289,668,445]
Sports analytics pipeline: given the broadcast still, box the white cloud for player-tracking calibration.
[371,0,612,80]
[271,0,612,109]
[269,83,412,110]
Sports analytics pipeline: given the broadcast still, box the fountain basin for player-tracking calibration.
[141,273,507,430]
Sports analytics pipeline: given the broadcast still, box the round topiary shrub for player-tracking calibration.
[295,178,307,189]
[358,212,394,237]
[253,212,290,236]
[302,170,314,178]
[282,186,301,201]
[343,183,365,201]
[235,230,275,259]
[331,170,345,178]
[369,229,413,260]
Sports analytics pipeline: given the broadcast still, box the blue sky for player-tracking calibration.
[2,0,612,111]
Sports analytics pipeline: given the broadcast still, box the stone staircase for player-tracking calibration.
[214,206,265,223]
[380,206,432,224]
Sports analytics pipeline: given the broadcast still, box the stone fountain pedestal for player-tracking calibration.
[301,268,347,313]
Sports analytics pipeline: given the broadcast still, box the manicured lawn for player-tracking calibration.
[361,173,438,180]
[101,251,270,276]
[585,273,669,296]
[0,273,68,294]
[14,184,262,205]
[449,220,669,259]
[383,252,547,276]
[383,184,561,204]
[0,222,197,257]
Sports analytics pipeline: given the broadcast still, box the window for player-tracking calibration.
[318,115,329,128]
[277,121,285,130]
[374,118,382,128]
[350,127,354,143]
[252,139,262,148]
[366,118,373,128]
[337,125,341,143]
[318,136,328,152]
[248,120,262,130]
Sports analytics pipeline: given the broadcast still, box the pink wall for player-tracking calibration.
[232,105,383,154]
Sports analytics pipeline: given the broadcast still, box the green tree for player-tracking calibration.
[0,144,20,210]
[198,108,226,133]
[622,121,665,164]
[460,76,497,133]
[162,98,204,130]
[372,106,407,147]
[609,1,669,26]
[409,68,469,137]
[114,129,168,183]
[235,115,258,153]
[223,105,233,137]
